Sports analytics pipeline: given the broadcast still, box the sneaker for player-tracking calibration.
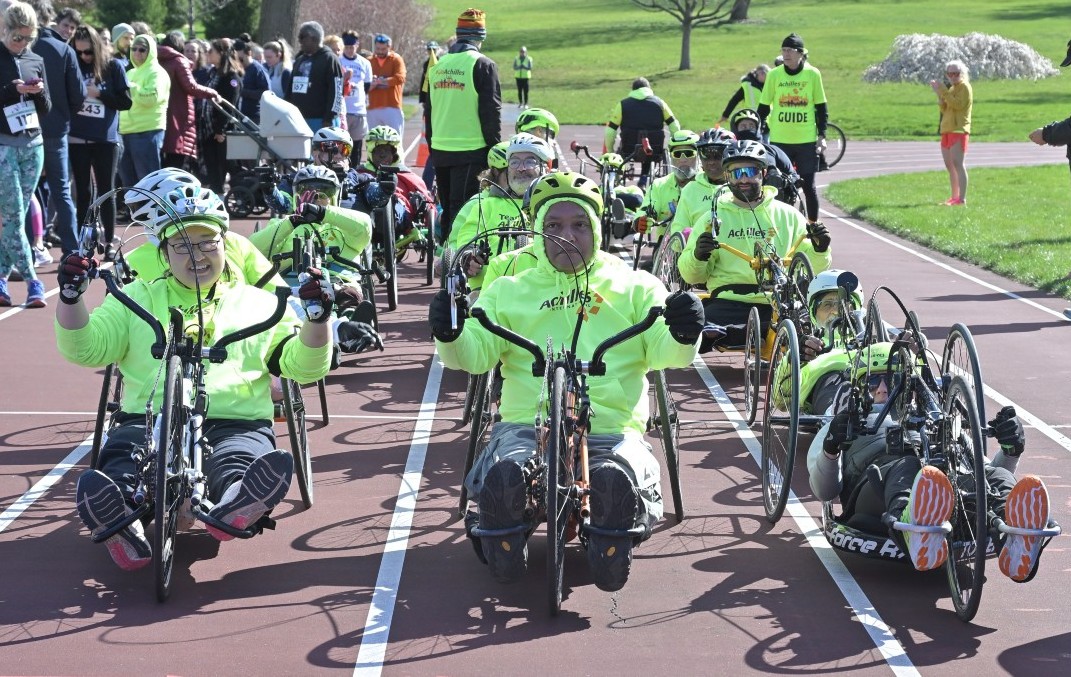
[0,278,9,306]
[75,469,152,571]
[999,475,1049,582]
[586,463,640,592]
[207,450,294,541]
[25,279,46,308]
[942,198,958,206]
[477,459,529,583]
[33,245,53,266]
[900,465,954,571]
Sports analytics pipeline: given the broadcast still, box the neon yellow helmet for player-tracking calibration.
[599,152,626,170]
[853,342,903,386]
[487,141,510,170]
[367,125,401,148]
[515,107,560,138]
[667,129,700,150]
[528,171,603,219]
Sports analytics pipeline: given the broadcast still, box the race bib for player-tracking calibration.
[4,100,39,133]
[78,97,105,119]
[292,76,309,94]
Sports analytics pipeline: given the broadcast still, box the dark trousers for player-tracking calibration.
[100,415,276,508]
[202,137,228,194]
[515,78,529,105]
[701,296,772,352]
[69,142,120,242]
[773,141,820,221]
[434,161,485,244]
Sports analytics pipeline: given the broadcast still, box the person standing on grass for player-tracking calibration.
[715,63,769,128]
[1029,38,1071,183]
[931,59,972,206]
[513,46,531,108]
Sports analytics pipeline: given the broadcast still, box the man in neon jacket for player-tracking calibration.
[430,171,704,593]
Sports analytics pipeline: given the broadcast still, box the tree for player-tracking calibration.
[630,0,740,71]
[730,0,751,22]
[257,0,302,45]
[97,0,168,34]
[201,0,259,39]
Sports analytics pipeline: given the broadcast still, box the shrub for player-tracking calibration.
[863,32,1060,84]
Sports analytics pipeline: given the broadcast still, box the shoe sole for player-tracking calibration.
[26,299,47,308]
[77,471,152,571]
[906,466,954,572]
[478,462,528,583]
[587,464,639,592]
[207,453,293,542]
[999,475,1049,582]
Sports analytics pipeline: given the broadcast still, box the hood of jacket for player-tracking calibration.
[628,86,655,101]
[531,197,603,279]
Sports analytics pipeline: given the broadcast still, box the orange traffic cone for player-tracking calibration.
[416,135,430,168]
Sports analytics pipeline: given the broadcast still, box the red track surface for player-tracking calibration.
[1,120,1069,676]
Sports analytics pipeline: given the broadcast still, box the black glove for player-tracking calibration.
[823,410,852,455]
[58,252,95,305]
[989,405,1025,457]
[694,231,718,261]
[337,321,384,354]
[290,202,326,226]
[663,290,704,345]
[765,167,786,190]
[298,267,334,323]
[801,334,823,363]
[429,288,468,343]
[460,250,487,278]
[807,221,831,253]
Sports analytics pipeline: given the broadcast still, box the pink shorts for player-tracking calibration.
[941,133,969,150]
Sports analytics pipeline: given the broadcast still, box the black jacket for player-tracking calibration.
[30,26,85,136]
[1042,116,1071,159]
[0,44,50,139]
[286,46,343,122]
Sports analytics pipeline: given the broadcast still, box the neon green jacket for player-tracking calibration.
[640,173,691,235]
[447,188,527,290]
[125,233,282,289]
[56,274,331,421]
[668,174,726,237]
[678,186,831,303]
[248,206,372,276]
[437,198,698,436]
[119,36,169,134]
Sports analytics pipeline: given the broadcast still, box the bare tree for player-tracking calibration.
[258,0,302,45]
[730,0,752,22]
[631,0,739,70]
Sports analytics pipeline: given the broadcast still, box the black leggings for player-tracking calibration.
[435,161,485,244]
[516,78,529,105]
[69,142,119,242]
[774,141,820,221]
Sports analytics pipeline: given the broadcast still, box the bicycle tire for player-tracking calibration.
[154,354,184,602]
[317,378,329,425]
[651,231,689,293]
[359,248,379,331]
[460,373,480,426]
[823,123,847,169]
[865,296,888,344]
[941,324,986,439]
[424,210,436,286]
[744,307,763,426]
[942,375,988,622]
[458,370,493,518]
[91,364,123,469]
[760,321,800,524]
[653,369,684,522]
[375,206,399,311]
[546,366,569,616]
[786,252,815,336]
[282,377,313,509]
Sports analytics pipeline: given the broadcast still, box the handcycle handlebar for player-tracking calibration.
[588,305,664,376]
[470,306,546,376]
[98,269,169,358]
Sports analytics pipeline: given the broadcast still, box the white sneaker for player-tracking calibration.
[33,246,53,266]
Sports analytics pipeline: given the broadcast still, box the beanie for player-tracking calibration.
[112,23,134,45]
[782,33,805,52]
[456,8,487,42]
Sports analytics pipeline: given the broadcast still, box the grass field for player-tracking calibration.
[422,0,1068,141]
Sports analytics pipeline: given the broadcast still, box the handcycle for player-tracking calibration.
[394,189,438,286]
[74,225,313,602]
[568,141,635,252]
[630,207,673,272]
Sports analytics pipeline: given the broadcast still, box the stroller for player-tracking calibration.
[216,92,313,219]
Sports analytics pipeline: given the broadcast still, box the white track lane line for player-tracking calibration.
[690,357,920,677]
[353,353,444,677]
[0,437,90,535]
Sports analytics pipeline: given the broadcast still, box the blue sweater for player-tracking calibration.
[30,26,86,136]
[69,59,132,144]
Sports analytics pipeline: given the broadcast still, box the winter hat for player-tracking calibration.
[782,33,805,52]
[112,23,134,45]
[456,8,487,42]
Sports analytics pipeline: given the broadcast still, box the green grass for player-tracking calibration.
[825,165,1071,297]
[421,0,1068,141]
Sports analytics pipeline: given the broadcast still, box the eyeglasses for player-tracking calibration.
[10,33,36,44]
[866,372,902,392]
[314,140,350,155]
[815,298,839,312]
[698,146,723,159]
[132,46,149,53]
[508,157,541,170]
[670,148,697,159]
[169,239,221,255]
[77,48,94,56]
[727,165,762,180]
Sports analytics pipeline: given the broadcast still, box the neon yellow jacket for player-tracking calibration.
[640,173,691,235]
[125,232,282,289]
[248,206,372,275]
[56,274,331,421]
[447,188,527,290]
[437,198,698,436]
[678,186,831,303]
[119,36,169,134]
[668,174,726,237]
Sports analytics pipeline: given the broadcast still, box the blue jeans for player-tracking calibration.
[43,136,77,254]
[118,130,164,191]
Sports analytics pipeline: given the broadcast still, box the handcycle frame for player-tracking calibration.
[569,141,636,252]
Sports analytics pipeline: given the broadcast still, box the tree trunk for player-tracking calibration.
[679,19,692,71]
[730,0,751,22]
[257,0,302,45]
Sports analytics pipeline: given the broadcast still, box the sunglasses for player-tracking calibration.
[374,36,390,44]
[77,48,94,56]
[698,147,723,159]
[670,148,697,159]
[727,165,762,180]
[867,372,902,392]
[10,33,35,44]
[132,46,149,53]
[314,140,350,154]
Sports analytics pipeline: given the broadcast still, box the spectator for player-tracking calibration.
[111,22,132,68]
[199,37,242,194]
[129,21,150,36]
[28,0,85,256]
[53,5,77,40]
[604,76,681,190]
[234,39,269,124]
[427,9,501,243]
[184,38,210,86]
[931,59,972,206]
[157,30,217,173]
[69,25,131,260]
[323,34,342,56]
[367,33,406,136]
[0,0,51,308]
[287,20,342,131]
[715,63,769,128]
[512,45,531,108]
[338,29,372,161]
[263,39,292,99]
[1029,39,1071,182]
[417,39,441,188]
[118,34,169,187]
[97,24,110,55]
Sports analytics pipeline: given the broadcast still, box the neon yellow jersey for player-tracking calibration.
[125,232,283,290]
[641,173,690,235]
[668,174,726,237]
[759,63,827,144]
[447,189,527,291]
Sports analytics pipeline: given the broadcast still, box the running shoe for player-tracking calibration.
[33,245,53,266]
[477,459,529,583]
[586,463,640,592]
[76,469,152,571]
[26,279,46,308]
[0,278,10,306]
[901,465,954,571]
[999,475,1049,582]
[207,450,294,541]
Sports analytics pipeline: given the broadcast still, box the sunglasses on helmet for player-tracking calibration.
[698,146,724,159]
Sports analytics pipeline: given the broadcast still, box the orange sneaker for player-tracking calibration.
[999,475,1049,582]
[901,465,954,571]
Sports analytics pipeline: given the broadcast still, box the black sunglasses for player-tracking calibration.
[77,48,94,56]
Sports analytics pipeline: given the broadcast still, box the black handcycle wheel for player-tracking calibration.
[545,366,569,616]
[154,354,184,602]
[653,369,684,523]
[424,210,437,286]
[941,374,988,622]
[744,307,763,426]
[458,370,493,518]
[822,123,847,169]
[460,373,480,426]
[786,252,815,336]
[317,378,329,425]
[941,323,986,438]
[282,378,313,509]
[760,321,800,524]
[865,295,888,344]
[375,206,399,311]
[91,364,123,469]
[359,248,379,332]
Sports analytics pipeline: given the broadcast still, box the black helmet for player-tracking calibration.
[730,109,761,133]
[697,127,736,150]
[721,140,771,168]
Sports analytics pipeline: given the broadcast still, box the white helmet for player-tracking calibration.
[293,164,342,191]
[313,126,353,154]
[126,168,202,234]
[150,185,230,241]
[807,269,864,321]
[507,132,553,163]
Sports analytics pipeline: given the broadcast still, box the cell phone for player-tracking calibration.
[23,77,42,86]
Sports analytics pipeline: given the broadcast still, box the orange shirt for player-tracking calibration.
[369,51,407,110]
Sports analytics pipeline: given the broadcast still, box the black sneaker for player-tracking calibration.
[586,463,640,592]
[76,469,152,571]
[207,450,294,541]
[477,459,529,583]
